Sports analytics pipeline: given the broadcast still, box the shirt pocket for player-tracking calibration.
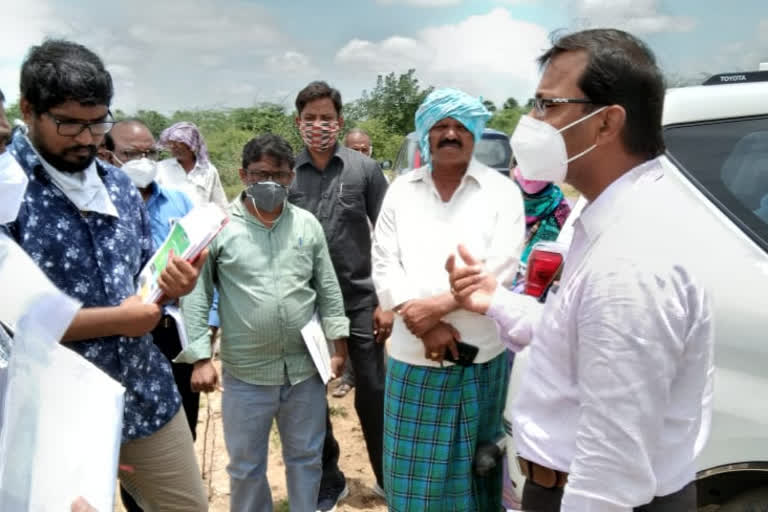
[283,240,314,279]
[337,184,364,218]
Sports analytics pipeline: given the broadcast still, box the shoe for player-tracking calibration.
[332,382,353,398]
[316,483,349,512]
[372,482,386,500]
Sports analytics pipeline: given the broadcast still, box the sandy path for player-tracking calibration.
[116,361,387,511]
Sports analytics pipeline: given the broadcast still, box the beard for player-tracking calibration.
[29,130,97,174]
[39,145,98,173]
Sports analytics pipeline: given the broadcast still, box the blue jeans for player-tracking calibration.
[222,372,326,512]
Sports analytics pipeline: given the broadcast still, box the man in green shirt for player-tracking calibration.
[178,134,349,512]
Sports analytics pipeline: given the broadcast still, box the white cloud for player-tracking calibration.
[266,51,316,74]
[336,37,431,72]
[0,0,71,102]
[0,0,309,112]
[760,19,768,44]
[376,0,463,6]
[377,0,530,5]
[569,0,696,34]
[335,8,549,106]
[700,18,768,74]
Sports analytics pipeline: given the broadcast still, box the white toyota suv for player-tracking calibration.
[503,68,768,510]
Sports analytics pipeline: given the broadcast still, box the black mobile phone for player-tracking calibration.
[443,341,479,367]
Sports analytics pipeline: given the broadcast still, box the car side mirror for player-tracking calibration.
[379,160,392,170]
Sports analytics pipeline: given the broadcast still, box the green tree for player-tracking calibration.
[482,99,497,113]
[163,103,304,198]
[352,117,403,164]
[487,107,523,135]
[135,109,170,138]
[502,97,519,110]
[3,101,21,124]
[357,69,433,135]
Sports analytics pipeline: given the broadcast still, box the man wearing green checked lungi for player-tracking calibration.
[371,88,526,511]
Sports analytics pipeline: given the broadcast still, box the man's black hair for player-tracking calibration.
[539,28,666,158]
[20,39,113,115]
[242,134,295,169]
[295,81,342,116]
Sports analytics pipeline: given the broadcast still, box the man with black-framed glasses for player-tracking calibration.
[4,39,208,510]
[179,133,349,512]
[448,29,712,511]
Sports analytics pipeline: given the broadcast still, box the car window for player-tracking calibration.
[395,137,419,174]
[474,135,511,169]
[393,139,408,174]
[664,116,768,246]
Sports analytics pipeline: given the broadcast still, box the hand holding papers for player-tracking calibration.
[138,203,228,304]
[301,313,336,384]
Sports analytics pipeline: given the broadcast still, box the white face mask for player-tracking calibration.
[121,157,158,188]
[0,151,29,223]
[511,106,607,183]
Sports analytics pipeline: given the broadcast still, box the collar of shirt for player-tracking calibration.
[574,157,664,243]
[405,158,490,197]
[19,135,119,218]
[295,143,347,172]
[146,181,167,203]
[163,157,211,186]
[232,191,288,229]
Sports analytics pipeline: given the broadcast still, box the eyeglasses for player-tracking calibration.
[532,97,599,116]
[244,170,293,182]
[119,148,161,162]
[44,111,115,137]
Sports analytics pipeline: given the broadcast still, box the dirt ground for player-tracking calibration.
[116,360,387,511]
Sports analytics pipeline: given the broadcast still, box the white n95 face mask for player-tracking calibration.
[0,151,29,224]
[510,106,607,183]
[121,157,158,189]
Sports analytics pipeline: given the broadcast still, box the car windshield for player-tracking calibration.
[664,115,768,246]
[474,136,511,169]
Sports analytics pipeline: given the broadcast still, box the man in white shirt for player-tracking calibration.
[372,88,525,511]
[447,29,714,511]
[156,121,228,210]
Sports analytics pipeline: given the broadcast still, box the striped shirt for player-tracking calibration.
[178,195,349,385]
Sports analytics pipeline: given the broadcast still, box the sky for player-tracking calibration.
[2,0,767,115]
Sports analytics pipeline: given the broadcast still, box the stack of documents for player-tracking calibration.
[138,203,229,303]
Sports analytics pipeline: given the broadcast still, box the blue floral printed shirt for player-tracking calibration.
[3,133,181,441]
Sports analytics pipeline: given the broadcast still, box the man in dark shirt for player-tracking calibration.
[290,81,392,510]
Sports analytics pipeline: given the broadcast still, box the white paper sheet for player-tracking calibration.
[0,235,125,511]
[300,313,333,384]
[165,305,189,351]
[138,203,229,303]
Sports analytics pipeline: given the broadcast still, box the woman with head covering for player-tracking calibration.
[156,121,228,210]
[511,165,571,291]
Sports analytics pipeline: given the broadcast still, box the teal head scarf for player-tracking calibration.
[414,88,491,169]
